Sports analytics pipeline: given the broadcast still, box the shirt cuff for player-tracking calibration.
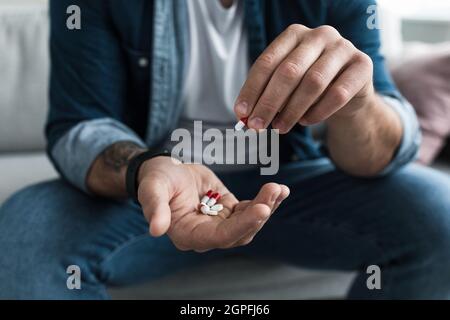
[378,95,422,176]
[51,118,147,193]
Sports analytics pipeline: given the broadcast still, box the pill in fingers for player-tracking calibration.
[234,117,248,131]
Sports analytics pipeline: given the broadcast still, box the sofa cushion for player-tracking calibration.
[0,2,49,152]
[0,152,57,204]
[108,257,355,300]
[392,46,450,164]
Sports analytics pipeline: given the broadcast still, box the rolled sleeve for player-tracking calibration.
[51,118,147,193]
[378,95,422,175]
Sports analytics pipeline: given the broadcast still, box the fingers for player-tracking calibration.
[233,183,290,222]
[215,203,272,248]
[250,182,283,211]
[247,36,325,130]
[232,200,251,213]
[232,203,272,246]
[236,23,371,134]
[138,179,172,237]
[215,183,283,247]
[234,184,290,246]
[234,24,309,120]
[185,204,269,252]
[273,39,354,133]
[206,183,289,250]
[272,184,290,212]
[171,183,290,252]
[301,52,373,125]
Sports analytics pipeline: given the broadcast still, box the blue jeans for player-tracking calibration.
[0,163,449,299]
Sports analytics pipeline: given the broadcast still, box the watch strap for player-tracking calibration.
[126,149,171,202]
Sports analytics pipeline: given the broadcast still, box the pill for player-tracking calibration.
[234,117,248,131]
[199,204,219,216]
[200,204,211,215]
[206,193,221,206]
[210,204,223,212]
[200,190,213,205]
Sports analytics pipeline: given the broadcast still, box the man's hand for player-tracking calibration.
[234,24,375,133]
[138,156,290,252]
[234,24,403,176]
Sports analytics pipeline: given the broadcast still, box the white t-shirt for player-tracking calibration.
[166,0,265,170]
[182,0,249,123]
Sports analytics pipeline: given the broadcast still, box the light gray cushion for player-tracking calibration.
[109,257,355,300]
[0,152,57,204]
[0,3,49,152]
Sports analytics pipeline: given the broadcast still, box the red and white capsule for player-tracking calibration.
[200,190,213,205]
[234,117,248,131]
[210,204,223,212]
[200,204,219,216]
[206,193,221,207]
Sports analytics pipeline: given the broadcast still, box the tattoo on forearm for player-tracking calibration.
[101,142,145,172]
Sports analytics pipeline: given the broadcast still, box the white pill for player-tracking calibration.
[200,205,211,215]
[207,210,219,216]
[210,204,223,212]
[234,120,246,131]
[200,195,210,205]
[206,198,217,206]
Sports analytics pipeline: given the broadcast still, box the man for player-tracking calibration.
[0,0,449,299]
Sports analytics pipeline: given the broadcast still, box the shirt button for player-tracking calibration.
[138,57,148,68]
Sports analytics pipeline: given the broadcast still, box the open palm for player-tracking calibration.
[138,157,289,252]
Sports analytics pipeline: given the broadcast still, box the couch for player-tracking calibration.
[0,0,448,300]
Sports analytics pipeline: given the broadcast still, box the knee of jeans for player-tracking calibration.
[0,180,84,245]
[1,180,65,218]
[385,166,450,263]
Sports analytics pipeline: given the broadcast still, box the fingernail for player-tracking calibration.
[271,193,279,203]
[272,119,286,133]
[248,117,265,130]
[235,102,249,116]
[299,118,309,126]
[275,194,284,203]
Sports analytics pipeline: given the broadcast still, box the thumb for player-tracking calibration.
[139,178,172,237]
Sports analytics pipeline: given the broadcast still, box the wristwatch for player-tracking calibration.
[125,149,171,202]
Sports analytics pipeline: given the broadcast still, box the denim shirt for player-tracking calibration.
[47,0,420,192]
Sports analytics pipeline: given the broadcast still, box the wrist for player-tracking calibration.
[327,90,377,127]
[126,150,173,201]
[137,155,174,185]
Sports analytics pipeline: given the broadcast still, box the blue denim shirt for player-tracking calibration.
[47,0,420,192]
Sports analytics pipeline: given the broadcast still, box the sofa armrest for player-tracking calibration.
[0,1,49,152]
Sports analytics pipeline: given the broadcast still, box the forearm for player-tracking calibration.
[326,94,403,177]
[86,142,146,198]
